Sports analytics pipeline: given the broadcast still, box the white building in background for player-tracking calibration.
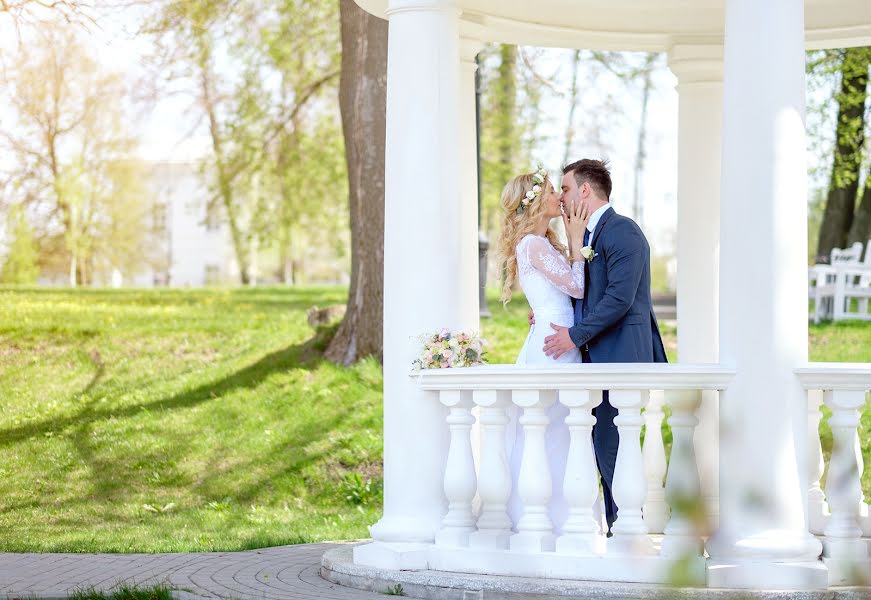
[131,161,238,288]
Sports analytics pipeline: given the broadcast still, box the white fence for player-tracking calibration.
[409,363,871,586]
[809,240,871,323]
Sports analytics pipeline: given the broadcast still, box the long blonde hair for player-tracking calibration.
[497,172,567,304]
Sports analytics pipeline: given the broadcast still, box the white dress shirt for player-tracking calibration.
[586,202,611,243]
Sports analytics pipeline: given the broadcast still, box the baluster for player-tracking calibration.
[555,389,606,555]
[435,390,477,547]
[855,395,869,537]
[660,390,703,557]
[607,389,655,555]
[468,390,513,549]
[822,390,868,562]
[642,389,669,534]
[509,389,556,553]
[833,270,847,320]
[807,389,829,535]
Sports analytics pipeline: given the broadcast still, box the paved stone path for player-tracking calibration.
[0,542,390,600]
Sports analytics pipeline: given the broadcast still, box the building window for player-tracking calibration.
[153,202,169,235]
[204,264,221,285]
[205,201,221,231]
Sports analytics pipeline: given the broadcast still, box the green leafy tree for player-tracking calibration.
[144,0,345,285]
[0,26,150,285]
[0,205,39,284]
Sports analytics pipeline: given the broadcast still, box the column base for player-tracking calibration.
[823,537,868,559]
[468,529,511,550]
[353,541,431,570]
[509,531,555,553]
[660,535,704,558]
[607,533,656,556]
[369,513,440,544]
[823,555,871,586]
[706,528,823,562]
[434,526,475,548]
[554,532,607,555]
[706,560,828,589]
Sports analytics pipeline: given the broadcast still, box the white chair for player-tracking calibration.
[808,242,863,323]
[833,239,871,320]
[831,241,864,265]
[858,239,871,314]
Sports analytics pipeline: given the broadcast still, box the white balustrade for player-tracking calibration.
[409,364,734,584]
[822,390,866,555]
[555,388,606,555]
[642,389,669,534]
[807,389,829,535]
[660,390,704,558]
[609,390,655,555]
[510,389,557,552]
[796,364,871,585]
[435,390,477,547]
[468,389,513,549]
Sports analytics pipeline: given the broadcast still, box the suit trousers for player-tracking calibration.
[582,347,619,531]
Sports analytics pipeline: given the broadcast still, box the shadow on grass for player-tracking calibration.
[0,330,335,448]
[0,285,348,314]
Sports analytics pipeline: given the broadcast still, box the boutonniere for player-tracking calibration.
[580,245,599,262]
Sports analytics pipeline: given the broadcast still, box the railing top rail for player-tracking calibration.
[795,363,871,391]
[411,363,735,391]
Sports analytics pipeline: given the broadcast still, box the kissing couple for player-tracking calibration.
[496,158,668,538]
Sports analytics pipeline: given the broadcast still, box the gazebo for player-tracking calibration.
[337,0,871,592]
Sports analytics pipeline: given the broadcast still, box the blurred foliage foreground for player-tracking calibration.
[0,286,868,552]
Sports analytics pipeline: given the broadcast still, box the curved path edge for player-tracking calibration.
[321,545,871,600]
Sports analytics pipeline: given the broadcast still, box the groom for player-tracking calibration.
[542,158,667,535]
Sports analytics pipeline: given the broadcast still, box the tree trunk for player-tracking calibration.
[324,0,387,365]
[816,48,868,262]
[196,34,251,285]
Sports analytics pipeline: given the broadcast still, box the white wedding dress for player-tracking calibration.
[507,234,585,534]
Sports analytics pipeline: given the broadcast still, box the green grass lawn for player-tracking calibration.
[0,286,868,553]
[0,286,381,552]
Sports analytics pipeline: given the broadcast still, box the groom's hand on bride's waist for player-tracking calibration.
[543,324,576,359]
[528,309,535,327]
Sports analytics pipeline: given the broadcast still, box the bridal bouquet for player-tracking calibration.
[412,329,487,370]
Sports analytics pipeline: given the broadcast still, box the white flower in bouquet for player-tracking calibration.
[412,329,487,370]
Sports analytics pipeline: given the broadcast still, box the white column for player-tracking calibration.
[667,43,723,532]
[706,0,825,588]
[459,37,482,329]
[642,389,669,534]
[459,37,483,500]
[356,0,466,567]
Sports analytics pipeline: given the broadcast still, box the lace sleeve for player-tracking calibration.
[524,236,585,299]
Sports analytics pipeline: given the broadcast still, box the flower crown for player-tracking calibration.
[516,166,549,215]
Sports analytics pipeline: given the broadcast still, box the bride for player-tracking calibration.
[496,166,589,534]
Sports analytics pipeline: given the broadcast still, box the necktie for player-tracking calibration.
[584,228,591,247]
